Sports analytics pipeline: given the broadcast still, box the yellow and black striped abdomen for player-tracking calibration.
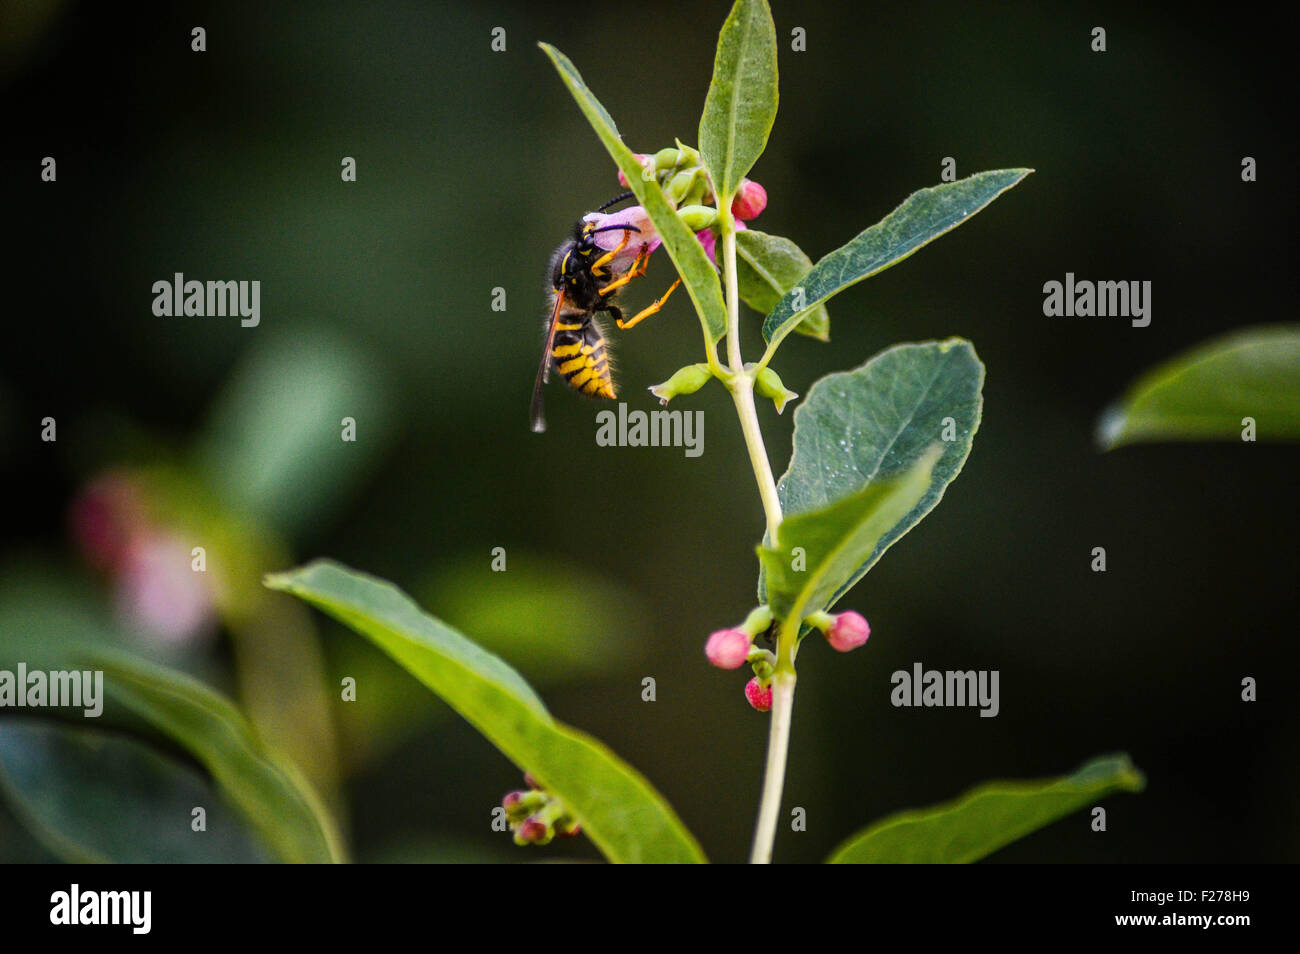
[552,317,615,399]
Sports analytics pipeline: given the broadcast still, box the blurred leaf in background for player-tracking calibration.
[1098,326,1300,448]
[0,720,269,863]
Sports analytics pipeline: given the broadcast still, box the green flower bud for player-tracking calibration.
[804,610,835,633]
[665,169,697,205]
[653,147,682,170]
[648,363,712,405]
[502,789,546,823]
[677,204,718,231]
[674,139,701,167]
[554,815,582,839]
[746,645,777,681]
[755,366,799,414]
[683,175,711,208]
[741,604,774,636]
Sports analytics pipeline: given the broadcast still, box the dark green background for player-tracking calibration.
[1,1,1295,863]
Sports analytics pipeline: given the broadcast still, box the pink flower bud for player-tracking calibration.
[502,791,525,809]
[705,628,752,669]
[826,611,870,652]
[69,472,147,572]
[745,677,773,712]
[731,179,767,220]
[617,154,652,188]
[518,817,551,844]
[117,534,216,645]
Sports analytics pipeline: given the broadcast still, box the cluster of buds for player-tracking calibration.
[501,774,581,847]
[648,360,798,411]
[586,141,768,271]
[705,606,871,711]
[704,605,775,711]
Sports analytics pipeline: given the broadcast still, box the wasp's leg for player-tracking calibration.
[597,247,649,297]
[588,231,636,272]
[617,278,682,330]
[600,303,626,325]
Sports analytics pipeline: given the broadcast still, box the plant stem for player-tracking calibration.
[722,223,745,373]
[749,669,795,864]
[719,207,794,865]
[730,378,783,545]
[720,217,783,542]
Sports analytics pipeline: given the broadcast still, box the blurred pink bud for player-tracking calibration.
[731,179,767,220]
[584,206,661,270]
[117,535,215,645]
[695,218,747,266]
[745,677,773,712]
[617,154,653,188]
[826,611,870,652]
[705,628,752,669]
[518,817,550,844]
[69,472,147,572]
[502,791,525,809]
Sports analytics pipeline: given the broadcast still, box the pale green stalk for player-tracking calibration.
[716,202,795,865]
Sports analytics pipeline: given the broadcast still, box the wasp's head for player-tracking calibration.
[576,220,641,253]
[550,240,579,292]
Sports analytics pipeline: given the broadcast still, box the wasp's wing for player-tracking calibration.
[530,290,567,433]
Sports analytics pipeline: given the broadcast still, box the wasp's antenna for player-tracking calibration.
[594,191,634,213]
[585,223,642,237]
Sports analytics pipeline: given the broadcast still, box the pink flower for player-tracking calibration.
[731,179,767,220]
[745,677,773,712]
[825,611,870,652]
[584,206,662,270]
[705,628,752,669]
[695,218,747,266]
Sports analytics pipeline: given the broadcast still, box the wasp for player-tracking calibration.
[530,192,682,432]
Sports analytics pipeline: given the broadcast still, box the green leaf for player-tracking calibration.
[760,446,940,621]
[540,43,727,344]
[761,340,984,612]
[827,754,1145,863]
[698,0,779,201]
[1098,325,1300,448]
[88,652,344,864]
[735,230,829,341]
[266,560,707,864]
[0,721,267,863]
[762,170,1032,349]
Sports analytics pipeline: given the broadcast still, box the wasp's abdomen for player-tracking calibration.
[552,318,615,399]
